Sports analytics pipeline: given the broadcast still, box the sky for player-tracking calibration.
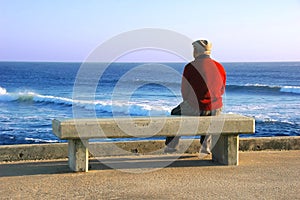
[1,0,300,62]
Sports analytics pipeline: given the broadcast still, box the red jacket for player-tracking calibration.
[181,55,226,111]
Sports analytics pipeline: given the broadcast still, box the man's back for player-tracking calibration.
[181,55,226,111]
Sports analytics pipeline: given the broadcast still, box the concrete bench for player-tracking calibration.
[52,114,255,172]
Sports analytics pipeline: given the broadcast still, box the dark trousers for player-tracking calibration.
[165,103,221,149]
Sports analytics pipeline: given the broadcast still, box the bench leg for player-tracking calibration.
[211,135,239,165]
[68,139,89,172]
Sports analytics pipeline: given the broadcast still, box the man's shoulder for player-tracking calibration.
[184,62,195,69]
[212,59,222,66]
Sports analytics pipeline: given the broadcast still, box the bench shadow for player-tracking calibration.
[0,160,71,177]
[0,155,223,177]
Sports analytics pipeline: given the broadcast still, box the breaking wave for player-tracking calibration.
[0,86,171,116]
[227,84,300,94]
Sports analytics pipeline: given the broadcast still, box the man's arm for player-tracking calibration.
[181,64,191,101]
[213,60,226,95]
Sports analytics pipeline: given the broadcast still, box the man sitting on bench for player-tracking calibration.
[164,39,226,157]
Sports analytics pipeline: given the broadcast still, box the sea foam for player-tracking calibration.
[0,86,6,95]
[280,86,300,94]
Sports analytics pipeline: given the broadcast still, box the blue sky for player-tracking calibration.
[1,0,300,62]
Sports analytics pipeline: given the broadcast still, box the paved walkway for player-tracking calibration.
[0,150,299,199]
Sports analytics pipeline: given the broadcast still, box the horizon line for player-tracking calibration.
[1,59,300,63]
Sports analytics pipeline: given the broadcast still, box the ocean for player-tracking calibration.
[0,62,299,145]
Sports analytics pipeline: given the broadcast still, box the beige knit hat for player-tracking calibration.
[192,39,212,55]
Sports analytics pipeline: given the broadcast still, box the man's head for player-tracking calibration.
[192,39,212,58]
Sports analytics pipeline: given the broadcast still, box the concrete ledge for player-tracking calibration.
[0,136,299,162]
[0,143,68,162]
[239,136,300,151]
